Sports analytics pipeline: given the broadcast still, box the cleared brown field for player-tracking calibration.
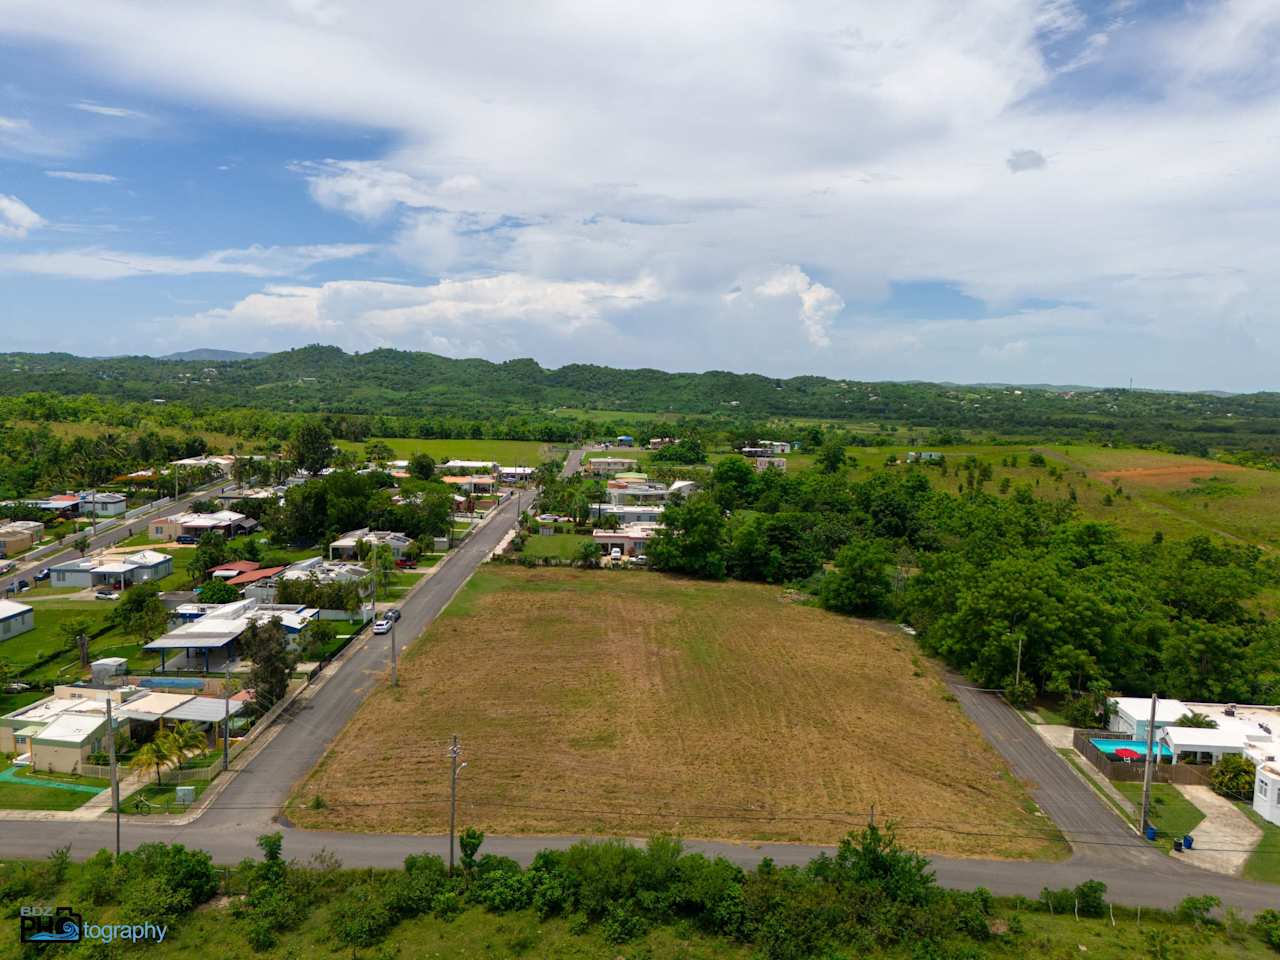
[1093,462,1249,487]
[289,567,1064,859]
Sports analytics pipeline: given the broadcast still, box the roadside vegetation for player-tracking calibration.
[3,832,1280,959]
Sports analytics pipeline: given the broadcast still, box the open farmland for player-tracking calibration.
[289,566,1064,859]
[334,437,556,465]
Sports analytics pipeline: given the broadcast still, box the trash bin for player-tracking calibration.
[1183,835,1194,850]
[1173,838,1183,852]
[1144,825,1158,842]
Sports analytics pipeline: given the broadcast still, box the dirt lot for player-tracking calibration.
[289,567,1064,859]
[1093,462,1249,487]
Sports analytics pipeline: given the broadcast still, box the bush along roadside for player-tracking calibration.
[5,829,1280,958]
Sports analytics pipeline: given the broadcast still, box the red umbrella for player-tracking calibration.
[1114,748,1142,761]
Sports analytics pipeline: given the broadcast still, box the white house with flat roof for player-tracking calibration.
[441,459,499,475]
[49,550,173,589]
[588,457,639,476]
[592,522,662,558]
[79,491,127,517]
[329,528,413,560]
[1107,697,1191,739]
[0,599,34,641]
[151,509,255,541]
[1255,765,1280,827]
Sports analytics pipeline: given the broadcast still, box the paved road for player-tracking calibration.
[2,482,221,596]
[4,498,1279,912]
[560,447,586,478]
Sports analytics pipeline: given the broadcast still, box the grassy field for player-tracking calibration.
[520,532,592,560]
[0,600,163,680]
[1239,803,1280,884]
[289,567,1064,859]
[836,441,1280,550]
[12,419,244,451]
[1114,783,1206,851]
[335,437,555,465]
[0,765,100,810]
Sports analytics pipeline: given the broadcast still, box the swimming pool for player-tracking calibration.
[1090,738,1172,759]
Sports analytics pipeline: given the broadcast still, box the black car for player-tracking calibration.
[385,608,401,623]
[16,579,30,592]
[34,568,50,582]
[175,534,198,545]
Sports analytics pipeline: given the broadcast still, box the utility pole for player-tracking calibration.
[222,669,231,772]
[1141,692,1158,836]
[1013,632,1024,691]
[106,697,120,857]
[448,735,467,873]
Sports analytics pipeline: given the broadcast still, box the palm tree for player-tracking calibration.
[1176,711,1218,729]
[160,721,206,769]
[129,740,171,786]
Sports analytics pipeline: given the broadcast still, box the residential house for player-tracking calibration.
[906,451,945,463]
[758,440,792,455]
[440,460,499,475]
[647,437,676,450]
[144,597,318,671]
[1107,697,1191,740]
[752,457,787,472]
[0,520,44,557]
[1255,765,1280,827]
[592,522,661,557]
[499,465,536,484]
[328,528,413,561]
[0,696,113,773]
[48,550,173,590]
[169,455,237,474]
[588,457,639,476]
[590,504,665,524]
[80,492,127,518]
[0,599,34,641]
[615,435,635,447]
[243,557,367,606]
[440,475,498,496]
[150,510,255,541]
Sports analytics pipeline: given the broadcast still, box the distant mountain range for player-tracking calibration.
[156,349,272,362]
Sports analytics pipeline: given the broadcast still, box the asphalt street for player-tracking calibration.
[3,484,1278,912]
[2,482,223,596]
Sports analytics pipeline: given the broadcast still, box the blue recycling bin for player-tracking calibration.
[1183,835,1194,850]
[1144,825,1158,842]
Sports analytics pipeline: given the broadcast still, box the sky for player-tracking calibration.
[1,0,1279,391]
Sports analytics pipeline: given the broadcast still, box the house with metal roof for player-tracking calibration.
[0,599,34,641]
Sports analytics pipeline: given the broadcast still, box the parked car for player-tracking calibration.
[372,619,392,635]
[34,568,50,582]
[15,579,30,592]
[610,547,622,562]
[395,558,416,569]
[175,535,198,545]
[385,608,401,623]
[630,555,648,567]
[94,589,120,601]
[0,561,14,575]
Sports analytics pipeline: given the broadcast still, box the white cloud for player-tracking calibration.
[0,195,43,239]
[751,266,845,348]
[0,116,29,131]
[45,170,118,183]
[168,274,661,355]
[0,243,371,279]
[70,100,148,119]
[4,1,1280,385]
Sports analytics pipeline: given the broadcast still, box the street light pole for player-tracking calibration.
[390,619,398,687]
[106,697,120,857]
[448,735,466,873]
[222,668,231,772]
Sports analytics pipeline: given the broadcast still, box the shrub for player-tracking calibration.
[1177,894,1221,927]
[473,857,530,912]
[1210,755,1256,800]
[330,877,397,947]
[601,901,649,944]
[1254,908,1280,950]
[75,849,119,906]
[118,875,192,927]
[116,843,218,907]
[1073,880,1107,919]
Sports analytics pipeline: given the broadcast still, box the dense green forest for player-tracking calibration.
[5,346,1280,455]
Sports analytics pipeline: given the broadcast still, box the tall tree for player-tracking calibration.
[288,422,334,476]
[239,617,296,711]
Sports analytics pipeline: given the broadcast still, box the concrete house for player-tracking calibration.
[151,510,255,541]
[0,599,34,641]
[0,696,112,773]
[329,528,413,561]
[441,460,499,475]
[49,550,173,590]
[0,520,43,558]
[1107,697,1191,740]
[80,492,127,518]
[1255,765,1280,827]
[592,522,661,558]
[589,457,640,476]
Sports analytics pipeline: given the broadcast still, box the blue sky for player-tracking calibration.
[2,1,1279,390]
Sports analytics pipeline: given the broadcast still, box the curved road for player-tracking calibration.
[3,487,1278,912]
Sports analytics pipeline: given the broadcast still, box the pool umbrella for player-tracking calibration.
[1114,748,1142,761]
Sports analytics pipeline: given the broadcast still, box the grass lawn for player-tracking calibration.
[1238,803,1280,884]
[0,765,99,810]
[335,437,553,465]
[2,601,119,680]
[382,570,425,600]
[0,690,46,714]
[1114,782,1205,851]
[17,583,84,598]
[520,532,592,561]
[15,767,110,789]
[122,778,211,814]
[289,567,1063,860]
